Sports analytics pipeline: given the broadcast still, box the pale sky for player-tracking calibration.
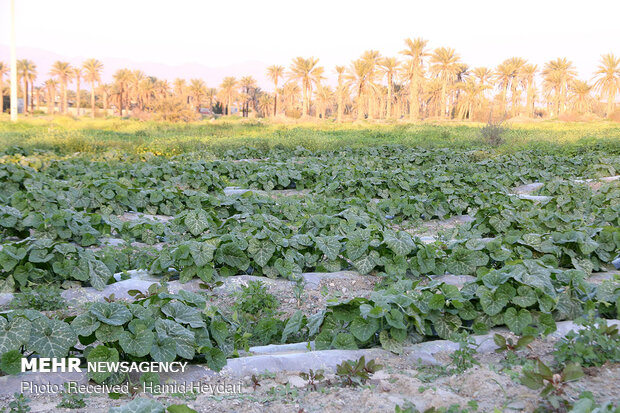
[1,0,619,89]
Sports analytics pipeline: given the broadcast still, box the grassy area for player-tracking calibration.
[0,116,619,156]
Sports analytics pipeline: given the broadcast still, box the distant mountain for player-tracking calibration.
[0,45,273,90]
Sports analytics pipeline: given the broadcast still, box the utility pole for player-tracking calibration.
[10,0,18,121]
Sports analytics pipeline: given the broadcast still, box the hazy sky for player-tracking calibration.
[1,0,619,88]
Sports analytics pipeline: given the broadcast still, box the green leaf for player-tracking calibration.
[281,310,304,343]
[0,316,31,353]
[88,259,113,291]
[119,330,154,357]
[562,363,584,382]
[150,337,177,363]
[71,312,101,336]
[27,317,76,358]
[95,324,124,343]
[379,330,403,354]
[247,238,275,267]
[188,242,216,267]
[90,302,132,326]
[155,319,195,359]
[216,243,249,271]
[201,347,227,372]
[353,251,378,275]
[503,308,532,335]
[306,310,325,337]
[333,332,358,349]
[185,209,209,236]
[315,236,341,261]
[350,317,379,342]
[0,350,23,375]
[162,302,205,328]
[383,230,415,256]
[87,345,119,383]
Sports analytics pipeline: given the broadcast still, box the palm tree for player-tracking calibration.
[50,61,72,114]
[188,79,207,111]
[507,57,526,115]
[542,58,576,116]
[281,82,301,114]
[17,59,36,114]
[379,57,399,118]
[44,79,57,114]
[522,64,538,117]
[112,68,132,116]
[288,57,322,116]
[138,77,157,109]
[495,59,515,116]
[257,93,273,117]
[72,67,82,116]
[82,58,103,118]
[472,67,493,87]
[347,58,374,120]
[99,83,112,110]
[266,65,284,116]
[570,80,593,113]
[361,50,381,119]
[239,76,257,117]
[335,66,348,122]
[400,38,429,120]
[315,86,333,119]
[0,62,8,113]
[429,47,461,119]
[593,53,620,117]
[456,79,487,120]
[205,88,217,110]
[219,77,237,115]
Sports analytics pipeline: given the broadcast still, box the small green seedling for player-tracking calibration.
[521,359,584,398]
[336,356,383,387]
[494,333,534,352]
[299,368,325,391]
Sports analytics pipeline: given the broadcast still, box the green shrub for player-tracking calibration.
[554,314,620,367]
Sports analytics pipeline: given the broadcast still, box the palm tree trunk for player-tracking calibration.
[273,81,278,116]
[76,77,81,116]
[387,75,392,119]
[409,75,419,120]
[527,83,534,117]
[47,87,53,114]
[62,81,68,114]
[608,90,614,117]
[559,81,566,115]
[90,81,96,118]
[302,80,308,116]
[441,82,447,119]
[0,78,3,113]
[119,86,124,117]
[22,77,28,114]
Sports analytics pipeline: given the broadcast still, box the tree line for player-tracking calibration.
[1,38,619,121]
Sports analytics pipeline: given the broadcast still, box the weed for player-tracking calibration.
[554,313,620,368]
[5,393,30,413]
[299,368,325,391]
[480,119,506,146]
[449,332,480,374]
[56,390,86,409]
[9,285,66,311]
[521,359,584,410]
[232,281,279,317]
[336,356,382,387]
[293,279,306,307]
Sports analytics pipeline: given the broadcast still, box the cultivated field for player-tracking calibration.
[0,119,619,412]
